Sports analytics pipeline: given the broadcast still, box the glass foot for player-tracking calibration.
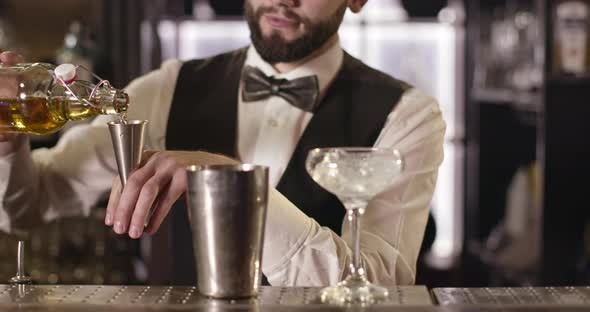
[319,276,389,305]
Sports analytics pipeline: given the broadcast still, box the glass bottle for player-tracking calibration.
[0,62,128,135]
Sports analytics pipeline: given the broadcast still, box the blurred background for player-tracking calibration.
[0,0,589,288]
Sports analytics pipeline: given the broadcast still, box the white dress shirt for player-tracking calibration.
[0,39,446,286]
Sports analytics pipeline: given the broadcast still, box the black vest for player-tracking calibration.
[149,48,408,285]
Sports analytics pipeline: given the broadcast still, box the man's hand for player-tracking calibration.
[0,51,24,66]
[105,150,240,239]
[0,51,26,155]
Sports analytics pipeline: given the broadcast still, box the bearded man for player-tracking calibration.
[0,0,445,287]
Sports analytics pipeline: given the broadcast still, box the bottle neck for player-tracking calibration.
[92,88,129,115]
[56,87,129,122]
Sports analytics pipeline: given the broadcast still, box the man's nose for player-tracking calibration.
[271,0,298,8]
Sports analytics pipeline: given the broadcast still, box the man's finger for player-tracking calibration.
[0,52,24,66]
[112,165,156,234]
[0,133,17,140]
[112,153,177,236]
[145,168,187,235]
[127,170,174,239]
[140,150,160,167]
[105,176,122,226]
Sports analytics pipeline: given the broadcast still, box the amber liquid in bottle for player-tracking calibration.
[0,96,104,135]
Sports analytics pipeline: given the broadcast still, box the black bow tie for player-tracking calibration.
[241,66,319,112]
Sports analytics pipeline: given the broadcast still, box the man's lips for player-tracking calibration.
[263,14,299,29]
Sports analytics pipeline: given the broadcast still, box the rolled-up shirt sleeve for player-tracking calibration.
[0,59,183,233]
[262,88,446,286]
[0,116,119,233]
[0,137,39,232]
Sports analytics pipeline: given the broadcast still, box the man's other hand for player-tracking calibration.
[105,150,239,239]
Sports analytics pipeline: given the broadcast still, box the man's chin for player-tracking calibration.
[261,29,303,44]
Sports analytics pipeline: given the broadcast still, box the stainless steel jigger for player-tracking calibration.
[108,120,148,186]
[10,241,32,284]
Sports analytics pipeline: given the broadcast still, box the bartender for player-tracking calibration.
[0,0,445,286]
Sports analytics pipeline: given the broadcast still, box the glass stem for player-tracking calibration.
[17,240,24,277]
[348,207,366,280]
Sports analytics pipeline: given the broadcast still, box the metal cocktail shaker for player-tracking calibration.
[186,164,269,298]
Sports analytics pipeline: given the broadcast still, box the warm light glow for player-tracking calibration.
[159,21,179,60]
[178,21,251,60]
[365,23,465,266]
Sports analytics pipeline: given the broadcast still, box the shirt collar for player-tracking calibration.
[244,37,344,97]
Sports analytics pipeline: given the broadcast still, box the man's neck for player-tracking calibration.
[272,35,339,73]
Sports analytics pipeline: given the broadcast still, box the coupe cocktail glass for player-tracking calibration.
[306,147,403,305]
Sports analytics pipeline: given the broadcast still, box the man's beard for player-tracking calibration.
[244,2,347,63]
